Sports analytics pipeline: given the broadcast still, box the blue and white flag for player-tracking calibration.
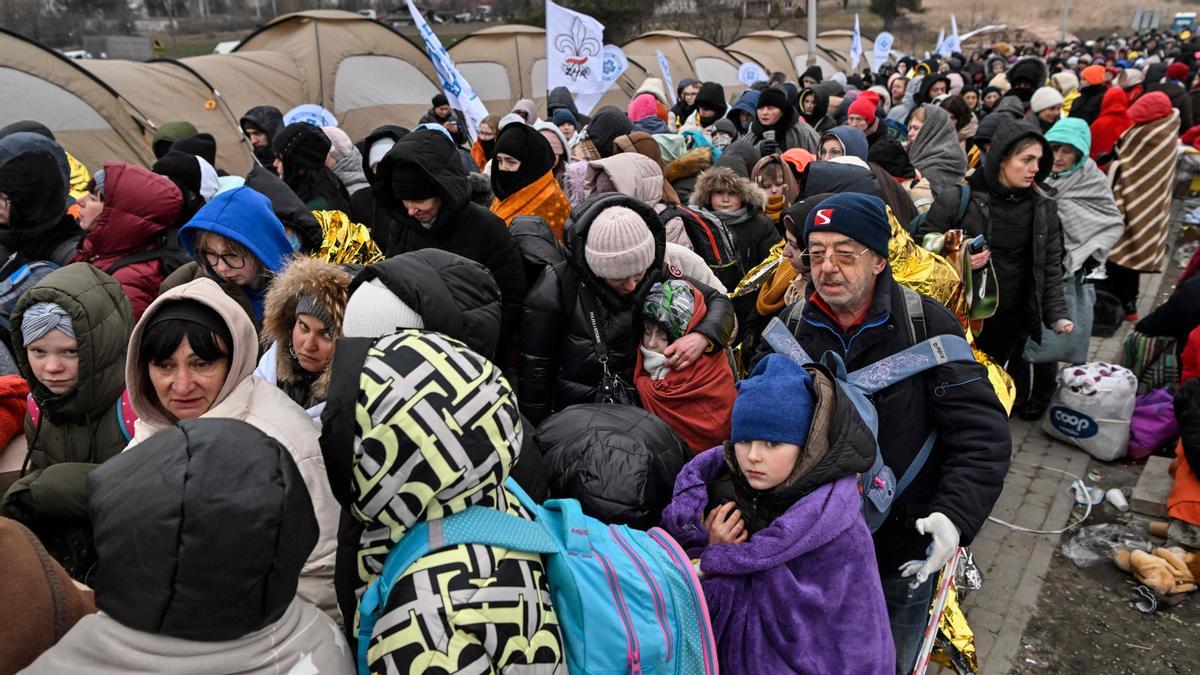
[657,49,676,104]
[546,0,607,95]
[407,0,489,142]
[574,44,629,115]
[946,15,962,55]
[935,27,952,58]
[871,31,894,72]
[849,14,863,71]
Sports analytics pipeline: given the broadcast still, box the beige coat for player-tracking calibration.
[584,153,692,249]
[123,278,339,624]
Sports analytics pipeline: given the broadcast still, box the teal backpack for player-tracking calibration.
[355,478,719,675]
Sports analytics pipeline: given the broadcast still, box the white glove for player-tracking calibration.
[898,512,960,587]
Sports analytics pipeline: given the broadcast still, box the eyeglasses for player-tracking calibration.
[801,247,872,268]
[200,249,246,270]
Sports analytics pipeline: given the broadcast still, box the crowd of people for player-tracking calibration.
[1,24,1199,675]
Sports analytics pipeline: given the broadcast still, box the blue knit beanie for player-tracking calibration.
[731,354,814,446]
[803,192,891,258]
[552,108,578,128]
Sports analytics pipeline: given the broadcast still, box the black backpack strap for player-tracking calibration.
[782,298,807,336]
[898,285,926,345]
[953,183,972,228]
[107,249,163,275]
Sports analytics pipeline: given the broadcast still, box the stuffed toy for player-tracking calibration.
[1114,547,1200,595]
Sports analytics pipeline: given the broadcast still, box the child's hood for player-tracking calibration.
[689,165,768,213]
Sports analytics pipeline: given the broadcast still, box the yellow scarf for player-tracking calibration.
[764,194,786,224]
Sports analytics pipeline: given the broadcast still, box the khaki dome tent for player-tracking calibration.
[0,28,156,172]
[235,10,442,145]
[816,30,872,73]
[448,24,648,118]
[81,55,281,174]
[725,31,847,81]
[622,30,763,100]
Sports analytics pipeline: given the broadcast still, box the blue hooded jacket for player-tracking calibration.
[726,90,761,134]
[180,186,293,317]
[821,125,870,162]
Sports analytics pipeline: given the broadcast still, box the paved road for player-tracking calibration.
[950,270,1165,674]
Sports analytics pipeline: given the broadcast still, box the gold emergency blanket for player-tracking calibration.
[67,152,91,200]
[311,210,384,266]
[932,574,979,673]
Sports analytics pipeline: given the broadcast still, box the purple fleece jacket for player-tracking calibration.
[660,447,895,675]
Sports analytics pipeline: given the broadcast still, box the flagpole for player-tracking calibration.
[1060,0,1071,42]
[807,0,817,69]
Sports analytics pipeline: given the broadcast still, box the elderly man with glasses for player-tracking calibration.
[772,191,1011,675]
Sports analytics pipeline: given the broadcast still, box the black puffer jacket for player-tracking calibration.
[785,269,1011,571]
[1069,83,1108,125]
[920,120,1068,340]
[374,130,526,344]
[536,404,691,528]
[349,248,502,358]
[518,193,736,424]
[87,418,317,641]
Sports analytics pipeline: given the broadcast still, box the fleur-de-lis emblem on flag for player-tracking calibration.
[555,17,601,80]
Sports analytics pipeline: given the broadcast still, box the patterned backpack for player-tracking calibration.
[356,478,719,675]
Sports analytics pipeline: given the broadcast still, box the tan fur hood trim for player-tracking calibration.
[260,256,351,404]
[689,165,768,212]
[663,146,712,183]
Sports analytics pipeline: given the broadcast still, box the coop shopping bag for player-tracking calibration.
[1043,362,1138,461]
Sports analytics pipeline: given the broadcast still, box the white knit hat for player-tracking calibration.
[584,206,656,280]
[1030,86,1064,113]
[341,279,425,338]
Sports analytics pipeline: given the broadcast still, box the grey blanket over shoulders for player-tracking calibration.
[907,104,967,196]
[1047,158,1125,275]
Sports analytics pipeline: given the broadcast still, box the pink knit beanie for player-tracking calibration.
[585,206,656,279]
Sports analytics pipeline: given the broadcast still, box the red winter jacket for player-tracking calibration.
[1089,87,1133,167]
[73,162,181,319]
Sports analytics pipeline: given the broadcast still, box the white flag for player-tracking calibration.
[946,15,962,55]
[657,49,676,104]
[871,31,894,72]
[849,14,863,71]
[407,0,490,142]
[546,0,606,95]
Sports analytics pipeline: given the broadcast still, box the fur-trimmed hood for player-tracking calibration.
[689,165,768,213]
[260,256,352,407]
[664,146,713,183]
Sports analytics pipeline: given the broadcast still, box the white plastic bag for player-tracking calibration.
[1043,362,1138,461]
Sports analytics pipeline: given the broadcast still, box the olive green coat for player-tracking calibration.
[1,263,133,522]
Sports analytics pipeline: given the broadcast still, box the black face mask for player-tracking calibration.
[480,138,496,158]
[699,112,721,128]
[492,169,526,201]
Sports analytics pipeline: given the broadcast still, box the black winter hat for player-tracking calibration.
[586,106,634,158]
[756,87,790,112]
[0,120,54,141]
[170,133,217,167]
[432,93,449,108]
[802,65,824,83]
[695,82,728,113]
[389,161,440,201]
[152,150,202,198]
[272,123,331,170]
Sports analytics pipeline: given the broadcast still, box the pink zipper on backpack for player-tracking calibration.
[592,545,643,674]
[611,525,673,662]
[648,528,719,675]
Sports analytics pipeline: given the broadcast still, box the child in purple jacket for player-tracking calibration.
[661,354,895,674]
